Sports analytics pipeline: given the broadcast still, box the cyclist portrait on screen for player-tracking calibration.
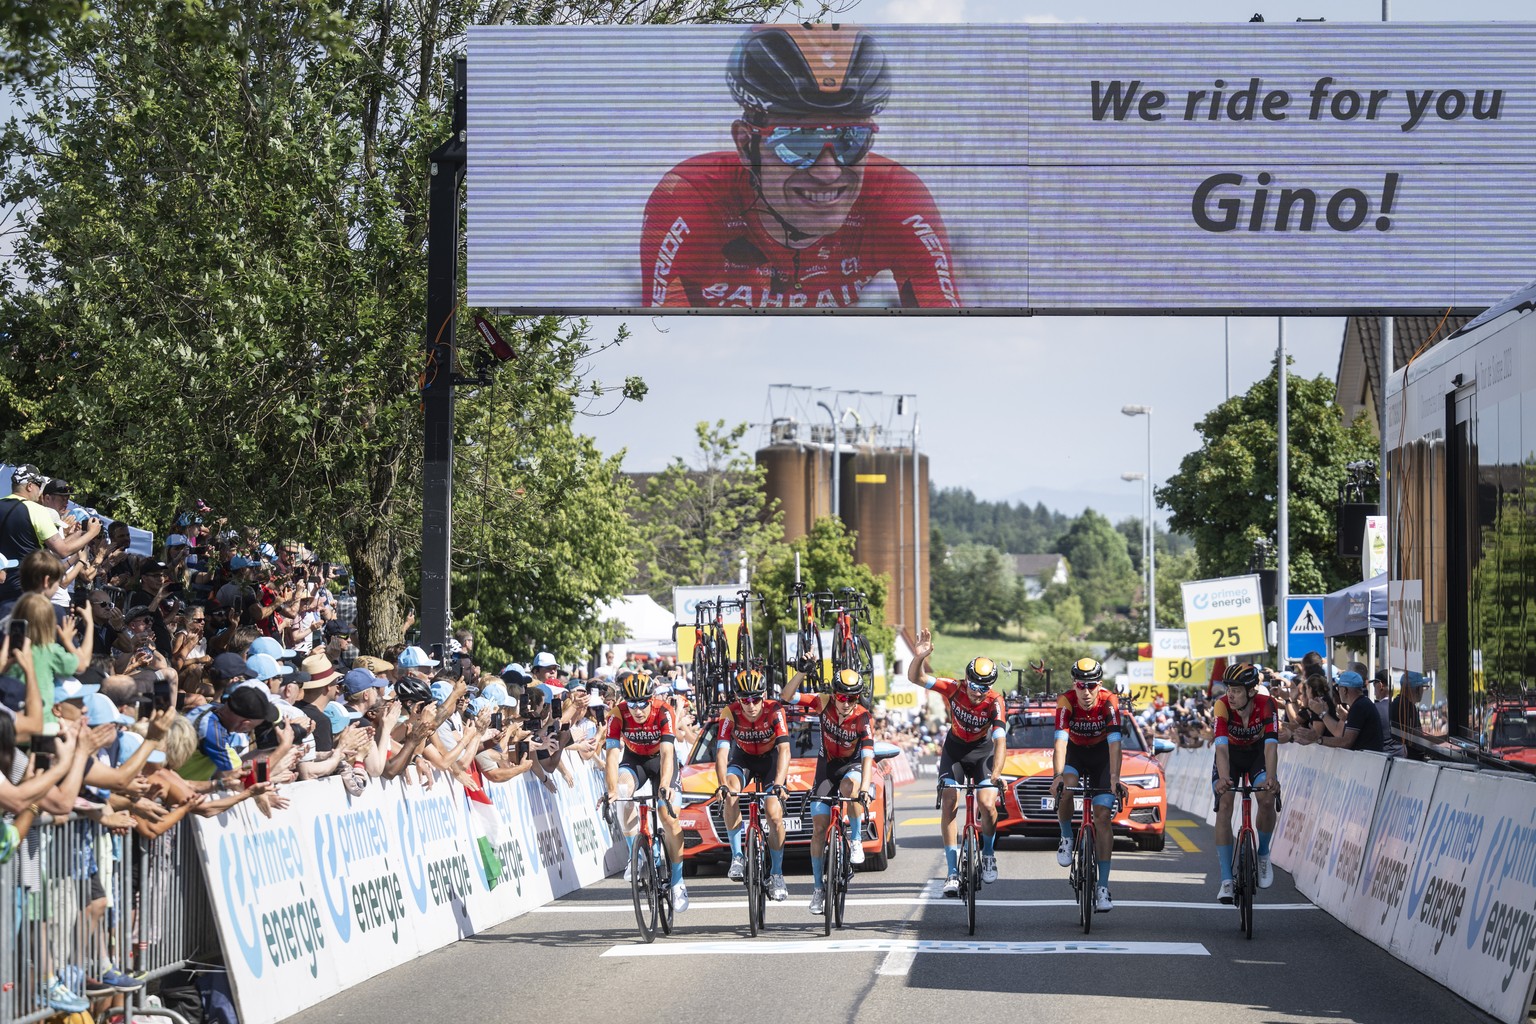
[640,24,962,309]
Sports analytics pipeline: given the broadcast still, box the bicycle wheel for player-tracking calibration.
[656,835,675,936]
[821,827,836,936]
[1078,824,1096,935]
[961,828,979,935]
[745,823,765,937]
[1237,831,1257,940]
[691,648,709,693]
[833,824,851,929]
[737,623,755,668]
[630,840,657,943]
[854,634,875,678]
[831,628,849,673]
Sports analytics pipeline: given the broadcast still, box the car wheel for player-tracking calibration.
[682,858,700,877]
[884,785,898,860]
[1134,831,1167,853]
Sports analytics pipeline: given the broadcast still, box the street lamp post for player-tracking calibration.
[1122,406,1155,638]
[1122,471,1150,632]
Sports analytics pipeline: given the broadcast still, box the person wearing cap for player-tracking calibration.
[1312,670,1385,753]
[179,684,278,781]
[530,651,562,698]
[323,619,358,671]
[1391,672,1429,759]
[0,465,101,602]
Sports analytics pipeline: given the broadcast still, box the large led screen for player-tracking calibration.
[467,23,1536,314]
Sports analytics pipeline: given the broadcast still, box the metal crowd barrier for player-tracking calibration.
[2,819,217,1024]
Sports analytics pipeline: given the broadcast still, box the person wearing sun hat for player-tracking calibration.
[295,652,340,754]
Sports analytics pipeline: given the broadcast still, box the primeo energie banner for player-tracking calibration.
[466,23,1536,314]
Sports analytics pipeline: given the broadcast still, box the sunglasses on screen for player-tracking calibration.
[755,124,877,170]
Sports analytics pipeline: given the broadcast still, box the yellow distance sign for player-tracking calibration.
[1155,658,1201,684]
[882,690,921,710]
[1129,684,1169,707]
[1190,614,1265,659]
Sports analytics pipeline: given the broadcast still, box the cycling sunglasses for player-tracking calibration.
[756,124,877,170]
[740,693,765,704]
[832,692,859,703]
[1074,679,1100,690]
[624,698,650,710]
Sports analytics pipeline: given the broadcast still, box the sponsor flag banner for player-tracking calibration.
[468,24,1536,314]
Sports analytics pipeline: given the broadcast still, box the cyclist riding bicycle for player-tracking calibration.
[1050,657,1127,913]
[1213,661,1281,903]
[715,668,792,902]
[907,630,1007,896]
[640,24,961,309]
[604,670,690,913]
[781,663,876,916]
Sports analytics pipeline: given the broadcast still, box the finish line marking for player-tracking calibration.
[602,939,1211,959]
[538,898,1319,913]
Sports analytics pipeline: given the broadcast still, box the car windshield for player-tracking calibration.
[1491,710,1536,747]
[1005,711,1146,752]
[689,714,823,764]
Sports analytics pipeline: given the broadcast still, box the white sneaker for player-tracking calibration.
[1056,837,1073,867]
[980,854,998,884]
[671,882,689,913]
[809,888,825,914]
[850,842,866,865]
[942,873,960,898]
[1094,885,1113,913]
[1217,878,1235,904]
[1257,854,1274,889]
[770,874,788,901]
[727,854,744,881]
[623,859,632,882]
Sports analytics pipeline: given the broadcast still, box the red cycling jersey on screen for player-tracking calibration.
[640,152,961,310]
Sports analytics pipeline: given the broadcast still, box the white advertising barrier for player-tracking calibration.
[193,751,619,1024]
[1346,757,1439,948]
[1162,744,1214,819]
[1306,750,1391,918]
[1385,768,1536,1023]
[1270,743,1329,877]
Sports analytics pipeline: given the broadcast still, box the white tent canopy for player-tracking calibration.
[597,594,676,644]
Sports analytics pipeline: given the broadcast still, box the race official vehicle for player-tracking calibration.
[675,703,901,872]
[1483,700,1536,767]
[992,695,1168,851]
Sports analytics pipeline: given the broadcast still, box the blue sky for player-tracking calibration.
[577,0,1532,522]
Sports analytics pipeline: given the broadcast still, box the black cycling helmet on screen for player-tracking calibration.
[728,24,891,126]
[1224,662,1261,689]
[965,656,998,688]
[1070,658,1104,684]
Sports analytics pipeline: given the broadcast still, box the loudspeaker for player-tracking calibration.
[1256,569,1276,608]
[1337,502,1376,557]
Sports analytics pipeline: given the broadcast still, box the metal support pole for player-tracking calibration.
[1278,318,1290,664]
[1146,412,1156,639]
[421,57,467,652]
[912,414,922,636]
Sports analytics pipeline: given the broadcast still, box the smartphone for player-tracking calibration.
[71,588,90,608]
[254,760,269,784]
[514,740,530,759]
[550,697,564,720]
[7,620,26,644]
[490,712,503,731]
[32,735,57,757]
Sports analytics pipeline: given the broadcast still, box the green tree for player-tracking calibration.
[631,420,785,603]
[1051,592,1086,639]
[753,517,893,661]
[930,542,1014,637]
[0,0,789,655]
[1471,463,1536,689]
[1159,357,1379,595]
[1054,509,1137,620]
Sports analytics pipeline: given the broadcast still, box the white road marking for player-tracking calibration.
[536,898,1319,913]
[602,938,1212,958]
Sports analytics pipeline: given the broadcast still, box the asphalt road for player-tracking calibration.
[285,786,1498,1024]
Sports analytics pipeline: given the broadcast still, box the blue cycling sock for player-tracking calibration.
[810,855,824,889]
[728,824,743,858]
[1059,820,1074,841]
[982,831,996,855]
[1258,830,1273,857]
[945,846,959,874]
[625,834,635,855]
[849,815,863,845]
[1218,844,1234,881]
[670,860,683,886]
[1097,860,1111,887]
[770,845,784,873]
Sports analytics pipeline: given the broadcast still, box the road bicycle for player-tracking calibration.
[1230,780,1263,940]
[721,783,785,937]
[789,579,824,693]
[948,780,988,935]
[817,793,862,935]
[1061,777,1119,935]
[825,587,874,695]
[608,794,675,943]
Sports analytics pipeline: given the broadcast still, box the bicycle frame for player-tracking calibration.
[1231,781,1262,939]
[950,780,986,934]
[611,794,676,943]
[816,794,860,935]
[1066,778,1115,934]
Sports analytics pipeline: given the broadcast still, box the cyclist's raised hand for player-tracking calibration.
[912,629,933,662]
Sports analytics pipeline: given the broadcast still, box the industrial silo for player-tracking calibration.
[845,447,929,636]
[756,418,831,541]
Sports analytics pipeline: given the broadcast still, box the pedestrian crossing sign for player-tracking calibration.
[1286,595,1327,659]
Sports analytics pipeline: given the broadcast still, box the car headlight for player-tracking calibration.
[1122,774,1161,790]
[680,793,715,806]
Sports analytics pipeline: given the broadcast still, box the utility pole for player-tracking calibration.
[1278,318,1290,665]
[420,58,467,653]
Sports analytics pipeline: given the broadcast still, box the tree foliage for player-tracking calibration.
[631,420,785,603]
[1054,509,1137,620]
[752,516,893,661]
[931,541,1017,637]
[1158,357,1379,596]
[0,0,797,655]
[930,486,1073,554]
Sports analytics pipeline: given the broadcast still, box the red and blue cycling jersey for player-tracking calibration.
[718,700,789,757]
[640,151,961,310]
[925,677,1006,745]
[606,699,676,758]
[1055,689,1122,746]
[1213,693,1279,747]
[792,693,874,760]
